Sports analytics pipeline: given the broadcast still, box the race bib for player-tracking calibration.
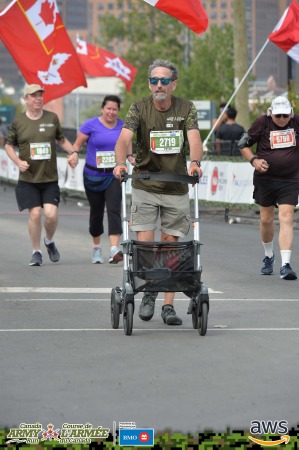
[96,151,116,168]
[270,129,296,149]
[150,130,183,154]
[30,142,51,160]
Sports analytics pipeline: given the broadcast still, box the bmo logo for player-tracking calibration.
[211,166,218,195]
[139,431,150,443]
[119,428,154,446]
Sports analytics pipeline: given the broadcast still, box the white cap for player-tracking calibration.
[269,96,292,115]
[24,84,45,96]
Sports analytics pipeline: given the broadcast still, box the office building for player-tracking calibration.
[0,0,295,120]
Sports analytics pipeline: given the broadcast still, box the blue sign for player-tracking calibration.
[119,428,154,446]
[0,105,15,124]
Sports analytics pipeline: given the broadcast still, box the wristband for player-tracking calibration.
[114,162,127,167]
[191,160,201,167]
[250,156,258,166]
[71,151,79,155]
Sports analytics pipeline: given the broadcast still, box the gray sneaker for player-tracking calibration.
[280,263,297,280]
[139,292,158,321]
[161,304,182,325]
[260,254,275,275]
[29,251,42,266]
[44,239,60,262]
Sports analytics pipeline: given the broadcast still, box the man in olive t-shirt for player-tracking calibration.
[5,84,77,266]
[113,59,203,326]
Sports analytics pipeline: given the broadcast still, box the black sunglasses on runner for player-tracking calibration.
[149,77,173,85]
[273,114,290,118]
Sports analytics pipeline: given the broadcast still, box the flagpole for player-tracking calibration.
[203,38,270,150]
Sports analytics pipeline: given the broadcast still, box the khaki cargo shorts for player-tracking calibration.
[130,187,191,238]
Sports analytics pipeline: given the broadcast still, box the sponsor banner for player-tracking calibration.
[119,428,154,446]
[1,150,259,205]
[190,160,209,200]
[0,148,19,180]
[206,161,230,202]
[0,148,9,178]
[64,158,85,192]
[228,162,255,204]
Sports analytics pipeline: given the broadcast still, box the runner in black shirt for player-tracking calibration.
[239,96,299,280]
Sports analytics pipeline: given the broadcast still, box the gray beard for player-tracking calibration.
[153,92,167,102]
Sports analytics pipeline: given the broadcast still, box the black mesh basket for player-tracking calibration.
[130,240,201,293]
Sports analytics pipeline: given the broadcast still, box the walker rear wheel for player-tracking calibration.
[198,302,208,336]
[192,300,198,329]
[111,288,120,329]
[123,302,134,336]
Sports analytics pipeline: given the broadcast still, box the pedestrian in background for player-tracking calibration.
[71,95,133,264]
[215,106,245,155]
[239,96,298,280]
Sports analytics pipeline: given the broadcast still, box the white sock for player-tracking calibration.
[44,238,54,245]
[111,246,118,256]
[280,250,291,266]
[262,241,274,258]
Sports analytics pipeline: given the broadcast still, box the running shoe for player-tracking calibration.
[44,239,60,262]
[161,304,182,325]
[109,248,123,264]
[92,247,104,264]
[260,254,275,275]
[139,292,158,321]
[29,251,42,266]
[280,263,297,280]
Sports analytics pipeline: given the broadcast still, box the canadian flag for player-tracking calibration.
[269,0,299,63]
[142,0,208,35]
[0,0,87,104]
[76,37,137,91]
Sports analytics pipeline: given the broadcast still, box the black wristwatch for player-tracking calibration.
[191,160,201,167]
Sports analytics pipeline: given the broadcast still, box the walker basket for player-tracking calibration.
[130,240,201,293]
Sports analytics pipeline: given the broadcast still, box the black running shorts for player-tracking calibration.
[15,180,60,211]
[253,179,299,207]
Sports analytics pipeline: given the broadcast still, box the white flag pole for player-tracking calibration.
[203,38,270,151]
[203,4,290,151]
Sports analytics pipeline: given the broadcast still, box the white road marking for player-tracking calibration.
[0,287,223,294]
[0,328,298,332]
[0,297,298,302]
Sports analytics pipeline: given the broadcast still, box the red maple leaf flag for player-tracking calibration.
[142,0,209,35]
[0,0,87,104]
[76,37,137,92]
[269,0,299,63]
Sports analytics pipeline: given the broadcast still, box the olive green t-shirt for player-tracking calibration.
[7,110,65,183]
[123,95,199,195]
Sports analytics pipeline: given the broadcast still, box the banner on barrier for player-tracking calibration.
[0,149,255,204]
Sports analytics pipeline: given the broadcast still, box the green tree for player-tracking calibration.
[179,24,234,101]
[96,1,235,117]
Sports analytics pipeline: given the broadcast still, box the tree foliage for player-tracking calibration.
[95,0,235,118]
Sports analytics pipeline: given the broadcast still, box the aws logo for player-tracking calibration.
[249,420,290,446]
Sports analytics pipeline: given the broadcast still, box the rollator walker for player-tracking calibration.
[110,171,209,336]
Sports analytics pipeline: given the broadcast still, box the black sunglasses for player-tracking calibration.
[148,77,173,85]
[273,114,290,118]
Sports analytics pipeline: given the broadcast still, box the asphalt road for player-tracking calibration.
[0,182,298,436]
